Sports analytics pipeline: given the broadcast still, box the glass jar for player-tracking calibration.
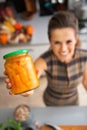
[3,49,40,95]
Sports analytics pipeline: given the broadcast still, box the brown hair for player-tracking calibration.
[48,11,80,48]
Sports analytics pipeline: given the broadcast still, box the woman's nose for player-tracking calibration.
[60,44,67,52]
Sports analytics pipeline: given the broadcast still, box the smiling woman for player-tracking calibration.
[50,27,78,63]
[5,11,87,106]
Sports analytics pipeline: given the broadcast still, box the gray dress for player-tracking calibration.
[40,48,87,106]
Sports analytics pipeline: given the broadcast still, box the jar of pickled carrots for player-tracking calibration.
[3,49,40,95]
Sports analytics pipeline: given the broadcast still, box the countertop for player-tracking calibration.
[0,106,87,125]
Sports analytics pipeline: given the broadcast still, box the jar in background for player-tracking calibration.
[14,104,30,122]
[3,49,40,95]
[14,104,33,129]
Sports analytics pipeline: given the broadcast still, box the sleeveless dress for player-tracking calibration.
[40,48,87,106]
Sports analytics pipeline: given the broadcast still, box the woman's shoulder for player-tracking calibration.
[74,48,87,64]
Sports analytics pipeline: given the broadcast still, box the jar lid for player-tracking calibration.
[3,49,29,59]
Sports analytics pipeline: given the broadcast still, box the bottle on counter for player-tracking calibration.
[57,0,68,11]
[3,49,40,95]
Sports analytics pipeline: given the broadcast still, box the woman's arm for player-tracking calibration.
[34,57,47,78]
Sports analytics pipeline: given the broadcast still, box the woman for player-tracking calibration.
[5,11,87,106]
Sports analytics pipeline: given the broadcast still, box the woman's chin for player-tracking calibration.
[57,55,72,63]
[59,58,71,63]
[58,57,67,62]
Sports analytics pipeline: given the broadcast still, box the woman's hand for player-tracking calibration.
[21,90,34,97]
[4,71,34,97]
[5,78,13,95]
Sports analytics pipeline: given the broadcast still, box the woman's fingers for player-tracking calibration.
[8,90,34,96]
[4,71,7,75]
[21,90,34,97]
[5,78,10,83]
[6,83,12,89]
[5,78,12,89]
[9,91,14,95]
[4,76,34,97]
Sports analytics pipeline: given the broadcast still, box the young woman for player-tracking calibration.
[5,11,87,106]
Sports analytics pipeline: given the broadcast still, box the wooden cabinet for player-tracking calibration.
[0,44,49,77]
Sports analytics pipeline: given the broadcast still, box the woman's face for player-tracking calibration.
[50,28,78,63]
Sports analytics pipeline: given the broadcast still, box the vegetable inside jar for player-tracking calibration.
[3,49,40,95]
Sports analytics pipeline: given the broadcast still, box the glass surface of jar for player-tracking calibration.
[3,49,40,95]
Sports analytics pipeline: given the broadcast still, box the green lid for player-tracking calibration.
[3,49,29,59]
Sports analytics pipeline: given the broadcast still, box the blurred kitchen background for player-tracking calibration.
[0,0,87,108]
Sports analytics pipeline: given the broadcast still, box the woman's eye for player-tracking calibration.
[54,41,60,44]
[67,40,72,44]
